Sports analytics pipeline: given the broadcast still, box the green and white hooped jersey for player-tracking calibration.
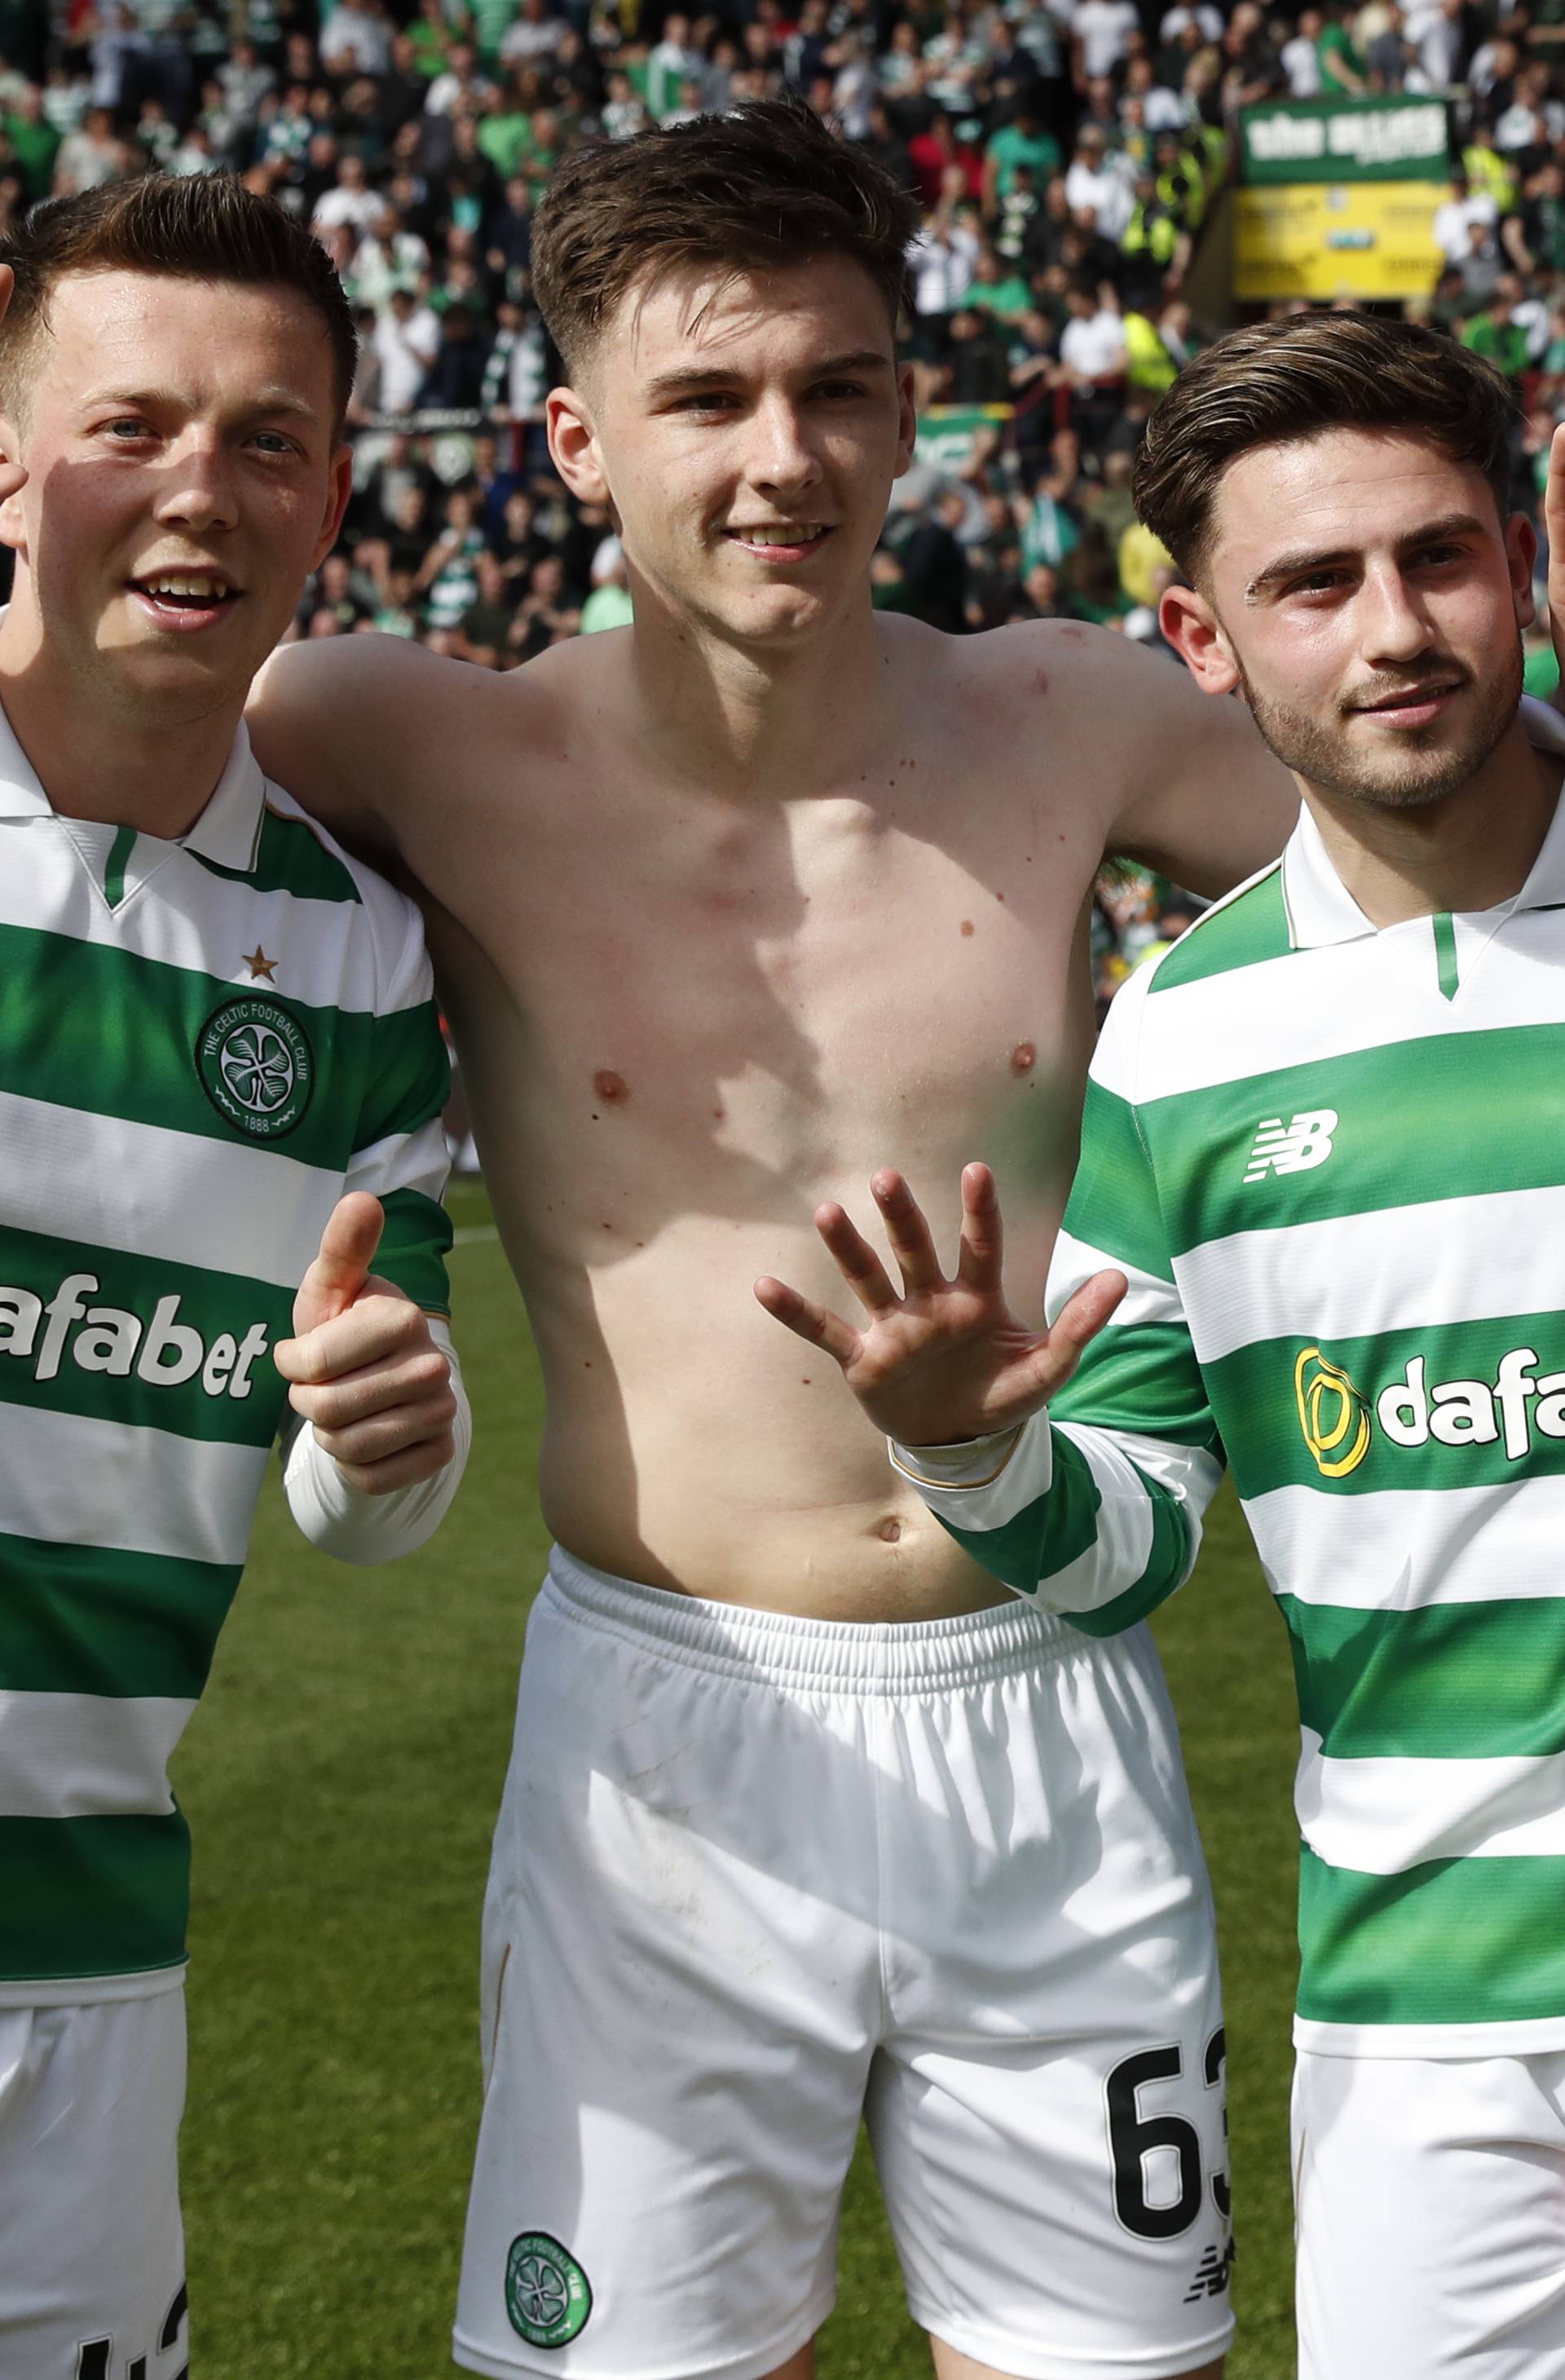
[906,700,1565,2057]
[0,707,452,2004]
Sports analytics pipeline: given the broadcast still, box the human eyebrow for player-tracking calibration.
[1245,545,1356,601]
[81,385,320,422]
[641,349,893,400]
[804,349,895,378]
[1245,511,1490,601]
[1395,510,1488,551]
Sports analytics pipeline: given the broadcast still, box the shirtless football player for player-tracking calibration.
[251,99,1298,2380]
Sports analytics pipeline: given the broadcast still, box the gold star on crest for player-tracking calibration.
[241,946,278,982]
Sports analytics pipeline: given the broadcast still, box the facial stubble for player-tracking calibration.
[1231,631,1524,812]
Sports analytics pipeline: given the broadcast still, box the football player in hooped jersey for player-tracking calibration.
[0,180,469,2377]
[760,316,1565,2380]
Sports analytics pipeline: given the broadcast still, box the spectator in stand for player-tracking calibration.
[1461,272,1536,374]
[54,104,125,192]
[908,171,981,319]
[1505,157,1565,276]
[1072,0,1141,86]
[452,549,518,667]
[580,538,635,633]
[373,282,442,413]
[945,302,1011,400]
[1056,276,1128,391]
[312,149,387,239]
[509,550,580,656]
[1281,7,1326,92]
[984,97,1061,213]
[1435,167,1500,266]
[320,0,395,80]
[500,0,565,71]
[419,301,490,406]
[1065,121,1135,241]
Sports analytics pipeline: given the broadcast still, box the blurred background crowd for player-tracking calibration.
[9,0,1565,991]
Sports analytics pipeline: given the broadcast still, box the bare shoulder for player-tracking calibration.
[927,617,1295,897]
[960,616,1205,730]
[882,614,1207,789]
[247,631,566,859]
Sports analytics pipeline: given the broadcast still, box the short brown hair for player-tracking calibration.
[531,97,920,377]
[1132,312,1518,584]
[0,174,358,424]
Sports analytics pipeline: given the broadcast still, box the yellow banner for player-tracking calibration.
[1234,179,1449,300]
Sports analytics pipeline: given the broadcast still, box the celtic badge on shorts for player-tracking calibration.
[196,996,315,1141]
[505,2232,593,2348]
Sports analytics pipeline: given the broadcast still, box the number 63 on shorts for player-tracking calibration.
[1108,2030,1232,2262]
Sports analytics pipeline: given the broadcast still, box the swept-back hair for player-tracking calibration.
[0,173,357,422]
[532,97,920,375]
[1132,312,1517,583]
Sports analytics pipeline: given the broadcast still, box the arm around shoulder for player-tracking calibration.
[1087,632,1298,898]
[247,632,478,866]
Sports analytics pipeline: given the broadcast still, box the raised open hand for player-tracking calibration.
[754,1163,1125,1448]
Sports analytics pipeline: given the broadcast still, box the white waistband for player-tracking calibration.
[542,1543,1089,1694]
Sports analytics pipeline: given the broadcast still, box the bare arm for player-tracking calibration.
[246,632,509,869]
[1501,214,1534,273]
[985,619,1295,898]
[1083,627,1298,894]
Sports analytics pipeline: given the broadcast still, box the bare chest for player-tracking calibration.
[439,772,1100,1244]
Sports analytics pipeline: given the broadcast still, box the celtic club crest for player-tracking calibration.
[505,2232,593,2349]
[196,996,315,1141]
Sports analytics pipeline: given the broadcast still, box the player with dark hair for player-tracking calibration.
[247,99,1379,2380]
[763,310,1565,2380]
[0,174,469,2378]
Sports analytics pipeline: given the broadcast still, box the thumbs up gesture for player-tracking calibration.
[273,1193,457,1494]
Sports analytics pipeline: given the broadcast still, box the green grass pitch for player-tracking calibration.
[175,1179,1303,2378]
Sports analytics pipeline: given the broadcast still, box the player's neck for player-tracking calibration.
[0,602,244,839]
[1299,711,1561,927]
[623,584,895,800]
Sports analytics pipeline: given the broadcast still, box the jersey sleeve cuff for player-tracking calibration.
[888,1424,1028,1491]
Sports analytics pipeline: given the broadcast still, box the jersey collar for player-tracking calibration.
[1281,694,1565,949]
[0,690,265,872]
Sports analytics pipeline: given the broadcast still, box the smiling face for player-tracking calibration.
[546,253,915,652]
[1161,429,1534,810]
[0,268,350,725]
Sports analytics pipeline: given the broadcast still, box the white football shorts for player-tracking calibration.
[0,1986,188,2379]
[454,1548,1233,2380]
[1294,2046,1565,2378]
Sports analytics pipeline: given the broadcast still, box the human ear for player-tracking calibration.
[1159,581,1241,697]
[547,382,610,505]
[307,443,355,574]
[891,362,916,481]
[1503,509,1537,632]
[0,412,28,555]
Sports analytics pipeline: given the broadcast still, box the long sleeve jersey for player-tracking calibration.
[0,711,464,2003]
[900,703,1565,2058]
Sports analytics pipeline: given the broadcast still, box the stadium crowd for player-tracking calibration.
[11,0,1565,983]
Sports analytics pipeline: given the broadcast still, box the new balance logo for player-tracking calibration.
[1183,2234,1235,2303]
[1244,1108,1338,1183]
